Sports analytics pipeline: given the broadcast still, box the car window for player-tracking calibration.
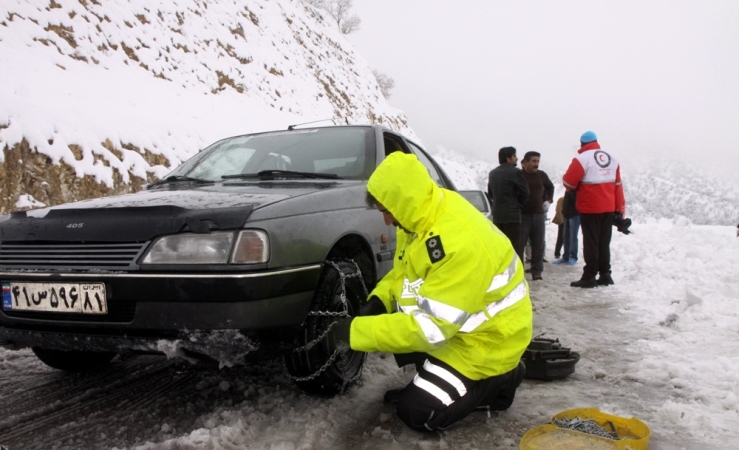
[459,190,490,213]
[170,127,375,180]
[383,135,407,156]
[407,142,444,187]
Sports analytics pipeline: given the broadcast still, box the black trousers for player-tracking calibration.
[520,214,546,275]
[393,354,525,432]
[579,212,614,279]
[554,224,564,257]
[494,222,523,262]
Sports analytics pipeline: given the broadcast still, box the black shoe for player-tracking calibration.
[512,360,526,388]
[570,278,597,288]
[532,274,542,281]
[525,268,532,273]
[543,258,549,263]
[597,274,614,286]
[489,361,526,411]
[383,388,405,404]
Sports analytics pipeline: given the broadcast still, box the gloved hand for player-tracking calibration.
[357,296,387,316]
[542,201,551,212]
[328,317,353,354]
[613,212,632,235]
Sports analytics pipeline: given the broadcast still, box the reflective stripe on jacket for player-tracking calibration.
[350,153,533,380]
[562,142,625,214]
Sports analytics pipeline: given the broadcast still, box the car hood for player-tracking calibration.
[0,183,330,242]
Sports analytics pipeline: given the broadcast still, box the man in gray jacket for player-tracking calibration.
[487,146,529,260]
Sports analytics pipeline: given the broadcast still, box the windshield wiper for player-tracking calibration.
[148,175,214,187]
[222,170,342,180]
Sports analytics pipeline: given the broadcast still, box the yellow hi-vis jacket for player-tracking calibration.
[350,152,533,380]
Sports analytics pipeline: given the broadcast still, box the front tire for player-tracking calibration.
[285,258,368,396]
[32,347,117,372]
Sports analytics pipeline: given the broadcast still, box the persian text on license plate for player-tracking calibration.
[1,282,107,314]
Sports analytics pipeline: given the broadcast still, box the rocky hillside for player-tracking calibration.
[0,0,411,214]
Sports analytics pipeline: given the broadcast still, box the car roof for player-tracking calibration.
[227,124,398,140]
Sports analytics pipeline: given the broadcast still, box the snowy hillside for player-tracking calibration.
[429,147,492,191]
[625,161,739,226]
[0,0,412,214]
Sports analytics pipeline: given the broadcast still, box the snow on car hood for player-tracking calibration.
[0,184,316,242]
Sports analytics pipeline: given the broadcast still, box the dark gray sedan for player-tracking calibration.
[0,125,456,395]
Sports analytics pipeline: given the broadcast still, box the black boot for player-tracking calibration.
[383,388,405,404]
[570,277,597,288]
[597,274,614,286]
[490,361,526,411]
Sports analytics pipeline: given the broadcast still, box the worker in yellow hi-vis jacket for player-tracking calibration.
[331,152,533,432]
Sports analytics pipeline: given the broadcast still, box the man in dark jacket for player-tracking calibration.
[520,151,554,280]
[488,146,529,260]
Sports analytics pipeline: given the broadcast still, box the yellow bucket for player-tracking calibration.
[520,407,650,450]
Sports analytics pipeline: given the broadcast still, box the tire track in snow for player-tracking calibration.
[0,355,170,417]
[39,369,201,447]
[0,355,174,419]
[0,355,185,448]
[0,354,282,450]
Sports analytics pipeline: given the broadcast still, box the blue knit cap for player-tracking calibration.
[580,131,597,143]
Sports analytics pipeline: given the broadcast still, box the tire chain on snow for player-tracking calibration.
[285,259,368,393]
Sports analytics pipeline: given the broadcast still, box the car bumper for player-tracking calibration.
[0,265,321,332]
[0,327,267,362]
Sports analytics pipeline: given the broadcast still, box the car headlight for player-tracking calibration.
[141,230,270,265]
[142,232,235,264]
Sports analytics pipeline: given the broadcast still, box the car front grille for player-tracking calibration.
[0,242,150,271]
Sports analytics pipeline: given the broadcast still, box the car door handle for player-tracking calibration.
[376,251,394,262]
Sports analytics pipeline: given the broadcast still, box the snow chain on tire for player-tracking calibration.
[285,259,368,395]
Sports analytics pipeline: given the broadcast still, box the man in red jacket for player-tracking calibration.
[563,131,625,288]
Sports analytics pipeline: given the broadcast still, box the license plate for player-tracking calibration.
[2,282,107,314]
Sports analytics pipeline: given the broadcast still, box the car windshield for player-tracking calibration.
[167,127,375,181]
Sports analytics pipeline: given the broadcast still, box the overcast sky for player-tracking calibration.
[348,0,739,173]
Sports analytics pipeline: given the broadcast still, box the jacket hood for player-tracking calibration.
[578,141,601,153]
[367,152,442,234]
